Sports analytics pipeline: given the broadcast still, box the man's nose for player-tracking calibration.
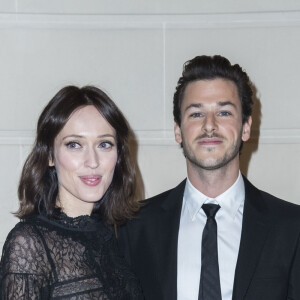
[202,113,217,134]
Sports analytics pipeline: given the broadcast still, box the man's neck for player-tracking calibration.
[187,160,240,198]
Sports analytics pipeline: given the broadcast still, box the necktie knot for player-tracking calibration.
[202,203,220,218]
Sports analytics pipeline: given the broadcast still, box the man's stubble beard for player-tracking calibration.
[181,129,243,171]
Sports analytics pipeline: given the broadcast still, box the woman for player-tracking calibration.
[0,86,143,299]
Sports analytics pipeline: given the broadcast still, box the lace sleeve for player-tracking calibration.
[0,222,51,299]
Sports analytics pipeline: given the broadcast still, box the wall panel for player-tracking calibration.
[0,26,164,131]
[0,9,299,253]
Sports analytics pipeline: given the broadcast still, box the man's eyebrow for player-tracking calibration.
[184,101,237,112]
[184,103,202,112]
[217,101,237,109]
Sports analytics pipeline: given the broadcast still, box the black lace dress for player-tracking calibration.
[0,212,144,299]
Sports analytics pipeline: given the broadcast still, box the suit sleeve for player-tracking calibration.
[287,231,300,300]
[117,223,132,266]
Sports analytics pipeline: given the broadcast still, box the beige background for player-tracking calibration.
[0,1,300,252]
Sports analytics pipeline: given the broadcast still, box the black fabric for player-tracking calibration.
[199,204,221,300]
[0,211,143,299]
[118,178,300,300]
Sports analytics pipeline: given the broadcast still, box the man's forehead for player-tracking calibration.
[183,78,238,99]
[185,78,238,94]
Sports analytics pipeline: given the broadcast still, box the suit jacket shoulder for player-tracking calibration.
[135,179,186,217]
[234,177,300,300]
[243,176,300,222]
[260,189,300,214]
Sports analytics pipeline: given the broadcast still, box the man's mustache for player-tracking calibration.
[196,133,223,139]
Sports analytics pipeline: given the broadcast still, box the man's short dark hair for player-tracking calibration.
[173,55,253,126]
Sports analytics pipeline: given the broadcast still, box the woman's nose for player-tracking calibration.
[85,148,99,169]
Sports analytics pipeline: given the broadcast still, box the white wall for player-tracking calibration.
[1,1,300,251]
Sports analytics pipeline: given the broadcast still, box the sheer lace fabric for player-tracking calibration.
[0,212,143,299]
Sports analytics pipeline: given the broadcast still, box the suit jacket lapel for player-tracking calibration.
[232,177,271,300]
[156,180,186,300]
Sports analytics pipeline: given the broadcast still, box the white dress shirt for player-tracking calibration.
[177,172,245,300]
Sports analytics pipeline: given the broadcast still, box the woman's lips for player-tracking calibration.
[79,175,102,186]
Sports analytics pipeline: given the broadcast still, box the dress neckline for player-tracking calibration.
[33,209,105,233]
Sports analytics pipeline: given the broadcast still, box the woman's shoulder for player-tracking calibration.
[1,217,50,275]
[4,217,41,245]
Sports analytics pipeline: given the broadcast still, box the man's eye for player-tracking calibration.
[190,112,202,118]
[219,111,231,117]
[66,142,81,149]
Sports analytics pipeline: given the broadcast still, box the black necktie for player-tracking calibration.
[199,203,222,300]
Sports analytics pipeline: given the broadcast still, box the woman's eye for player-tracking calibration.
[99,141,113,149]
[66,142,80,149]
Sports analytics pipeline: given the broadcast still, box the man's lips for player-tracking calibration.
[79,175,102,186]
[198,137,223,145]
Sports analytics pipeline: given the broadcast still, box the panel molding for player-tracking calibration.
[136,129,300,145]
[1,129,300,146]
[0,11,299,29]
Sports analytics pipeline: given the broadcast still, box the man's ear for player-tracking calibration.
[174,122,182,144]
[242,116,252,142]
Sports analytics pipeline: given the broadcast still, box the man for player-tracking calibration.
[118,55,300,300]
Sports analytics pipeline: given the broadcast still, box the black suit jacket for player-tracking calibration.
[118,178,300,300]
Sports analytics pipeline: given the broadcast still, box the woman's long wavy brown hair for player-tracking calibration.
[17,85,140,224]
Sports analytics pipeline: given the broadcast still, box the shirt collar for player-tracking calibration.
[183,171,245,221]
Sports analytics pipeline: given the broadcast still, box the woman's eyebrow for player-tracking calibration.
[62,134,115,140]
